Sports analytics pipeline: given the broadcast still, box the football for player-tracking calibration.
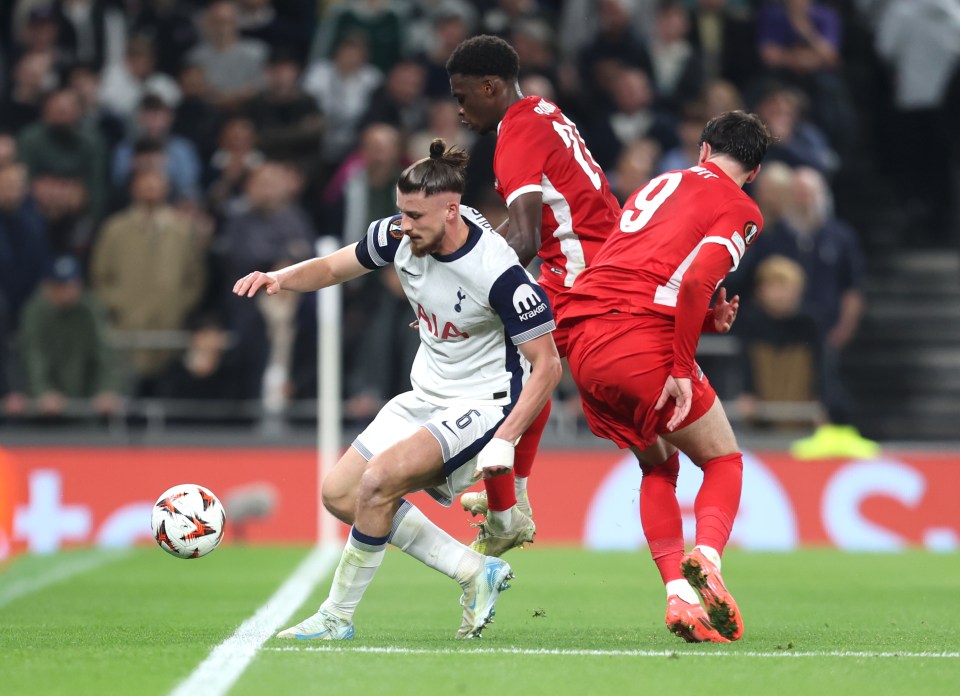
[151,484,226,559]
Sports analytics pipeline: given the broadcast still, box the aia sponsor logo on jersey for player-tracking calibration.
[743,222,759,246]
[513,284,546,321]
[416,304,469,340]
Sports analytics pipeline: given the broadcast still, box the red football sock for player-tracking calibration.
[485,399,551,511]
[484,470,516,512]
[514,399,551,478]
[693,452,743,556]
[639,452,684,585]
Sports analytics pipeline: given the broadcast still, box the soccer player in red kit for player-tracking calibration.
[558,111,772,643]
[446,35,621,556]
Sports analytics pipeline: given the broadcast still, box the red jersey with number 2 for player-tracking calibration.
[494,96,621,302]
[558,162,762,324]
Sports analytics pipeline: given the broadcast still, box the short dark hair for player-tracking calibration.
[397,139,469,196]
[445,35,519,81]
[700,110,771,171]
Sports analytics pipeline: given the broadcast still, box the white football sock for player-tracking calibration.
[321,528,386,620]
[665,579,701,605]
[696,545,722,570]
[515,476,528,497]
[486,507,514,532]
[389,499,482,585]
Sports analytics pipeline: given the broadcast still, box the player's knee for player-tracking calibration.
[357,465,398,509]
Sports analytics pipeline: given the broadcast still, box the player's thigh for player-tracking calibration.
[423,401,510,500]
[364,427,447,501]
[630,438,677,468]
[661,398,738,465]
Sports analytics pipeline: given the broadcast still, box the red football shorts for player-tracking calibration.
[542,280,569,358]
[566,313,717,450]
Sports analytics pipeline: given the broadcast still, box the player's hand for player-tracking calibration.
[474,438,515,480]
[712,287,739,333]
[654,376,693,431]
[233,271,281,298]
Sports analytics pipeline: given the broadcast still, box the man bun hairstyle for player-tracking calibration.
[398,138,470,196]
[700,110,772,172]
[445,35,519,81]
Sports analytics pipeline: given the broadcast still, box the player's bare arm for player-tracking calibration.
[503,191,544,267]
[475,332,562,479]
[232,245,370,297]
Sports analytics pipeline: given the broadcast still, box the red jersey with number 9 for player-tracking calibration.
[494,96,621,301]
[557,162,763,324]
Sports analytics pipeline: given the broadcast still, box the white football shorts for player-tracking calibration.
[352,391,510,506]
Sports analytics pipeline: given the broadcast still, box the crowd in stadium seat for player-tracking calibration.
[0,0,957,435]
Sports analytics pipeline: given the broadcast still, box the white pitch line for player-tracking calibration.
[0,551,127,609]
[265,645,960,659]
[169,545,340,696]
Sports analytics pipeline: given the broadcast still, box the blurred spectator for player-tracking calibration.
[244,47,323,172]
[0,162,50,326]
[187,0,268,110]
[0,133,16,168]
[156,312,240,402]
[52,0,116,71]
[235,0,310,63]
[112,94,201,207]
[586,66,678,171]
[688,0,758,90]
[657,99,705,173]
[510,18,558,87]
[18,255,122,418]
[481,0,553,39]
[750,159,795,228]
[303,31,383,170]
[90,170,206,395]
[647,0,704,111]
[701,77,745,118]
[406,99,474,166]
[31,174,93,258]
[171,63,222,162]
[217,163,313,400]
[11,5,67,69]
[318,123,404,240]
[361,58,429,133]
[734,254,822,429]
[17,87,105,220]
[874,0,960,241]
[746,167,868,447]
[0,51,56,134]
[65,61,125,156]
[310,0,404,74]
[317,123,408,403]
[126,0,198,79]
[753,82,836,175]
[0,293,25,417]
[610,137,661,204]
[204,116,265,218]
[577,0,653,108]
[756,0,857,147]
[414,1,475,98]
[98,34,182,122]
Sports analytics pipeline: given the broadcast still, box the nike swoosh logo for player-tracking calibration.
[400,268,421,277]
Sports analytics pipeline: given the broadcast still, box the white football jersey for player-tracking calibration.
[355,205,556,405]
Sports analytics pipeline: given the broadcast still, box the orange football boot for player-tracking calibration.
[665,595,730,643]
[681,548,744,641]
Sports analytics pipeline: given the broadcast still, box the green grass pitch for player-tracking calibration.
[1,546,957,696]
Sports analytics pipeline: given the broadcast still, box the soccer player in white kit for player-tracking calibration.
[233,139,562,639]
